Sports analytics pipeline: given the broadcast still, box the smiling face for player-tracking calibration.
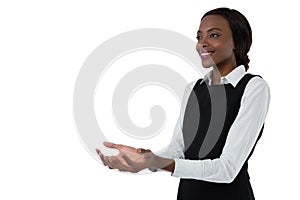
[196,15,236,70]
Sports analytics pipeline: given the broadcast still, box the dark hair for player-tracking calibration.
[201,8,252,71]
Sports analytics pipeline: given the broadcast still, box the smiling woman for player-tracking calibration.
[96,7,270,200]
[196,16,236,73]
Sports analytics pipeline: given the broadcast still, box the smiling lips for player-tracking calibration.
[200,50,214,59]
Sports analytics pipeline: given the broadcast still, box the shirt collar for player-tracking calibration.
[200,65,246,87]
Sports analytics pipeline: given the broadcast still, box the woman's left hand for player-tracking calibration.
[96,142,155,173]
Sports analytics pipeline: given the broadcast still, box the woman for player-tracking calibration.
[96,7,270,199]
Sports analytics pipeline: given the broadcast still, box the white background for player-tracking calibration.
[1,0,299,199]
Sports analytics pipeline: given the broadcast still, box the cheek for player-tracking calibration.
[216,41,234,57]
[195,43,201,52]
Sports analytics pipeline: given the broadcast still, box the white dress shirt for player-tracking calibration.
[158,65,271,183]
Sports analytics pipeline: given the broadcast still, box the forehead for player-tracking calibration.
[199,15,231,33]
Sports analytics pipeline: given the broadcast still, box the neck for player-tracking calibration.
[212,68,221,84]
[212,65,235,84]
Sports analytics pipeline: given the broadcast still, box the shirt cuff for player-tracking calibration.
[171,158,204,179]
[172,159,189,177]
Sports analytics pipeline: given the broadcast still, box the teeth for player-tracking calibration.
[201,52,211,56]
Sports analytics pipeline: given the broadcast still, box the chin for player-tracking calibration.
[201,60,215,68]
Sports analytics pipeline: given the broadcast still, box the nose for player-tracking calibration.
[199,36,208,48]
[196,38,208,52]
[201,43,208,48]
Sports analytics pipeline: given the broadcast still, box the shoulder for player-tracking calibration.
[243,74,271,101]
[246,74,270,91]
[184,80,198,93]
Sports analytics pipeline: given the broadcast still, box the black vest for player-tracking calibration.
[177,74,264,200]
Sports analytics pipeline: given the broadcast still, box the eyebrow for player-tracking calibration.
[197,27,222,34]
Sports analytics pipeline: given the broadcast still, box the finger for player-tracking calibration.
[103,142,138,153]
[103,142,117,149]
[104,156,112,168]
[107,156,123,170]
[96,148,104,156]
[116,144,138,153]
[96,149,107,166]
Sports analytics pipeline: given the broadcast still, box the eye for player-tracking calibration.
[210,33,220,38]
[196,35,202,40]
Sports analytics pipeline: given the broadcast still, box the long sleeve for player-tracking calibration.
[157,81,196,159]
[171,77,270,183]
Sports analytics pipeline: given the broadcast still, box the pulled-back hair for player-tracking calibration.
[202,8,252,71]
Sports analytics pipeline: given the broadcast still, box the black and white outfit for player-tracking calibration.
[159,65,270,200]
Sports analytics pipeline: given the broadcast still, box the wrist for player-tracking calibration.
[148,153,160,169]
[149,154,175,172]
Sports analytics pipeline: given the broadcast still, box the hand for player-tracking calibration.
[96,142,155,173]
